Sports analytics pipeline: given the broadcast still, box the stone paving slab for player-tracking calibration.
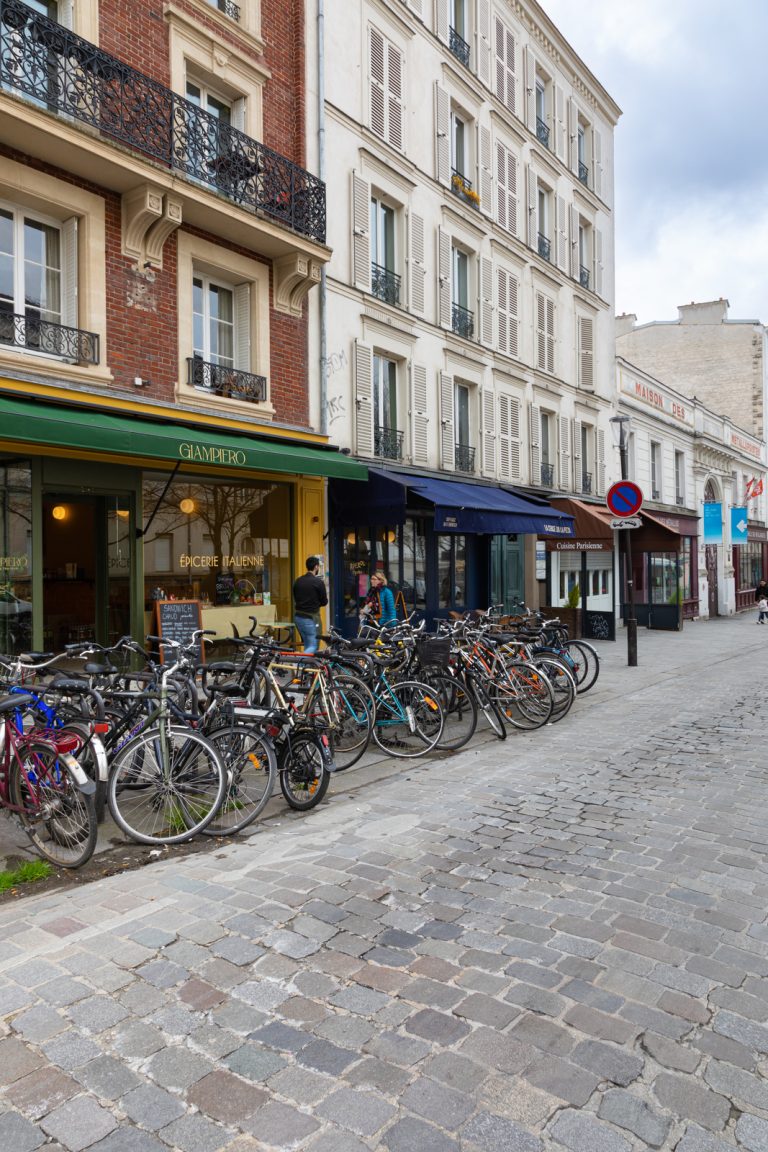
[1,615,768,1150]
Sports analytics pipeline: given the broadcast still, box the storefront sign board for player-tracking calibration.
[703,502,723,544]
[154,599,204,663]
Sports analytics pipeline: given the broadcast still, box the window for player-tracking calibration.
[451,112,467,178]
[537,186,550,262]
[185,79,240,193]
[650,441,661,499]
[535,80,549,148]
[540,411,554,486]
[578,224,591,290]
[535,291,555,373]
[0,458,33,656]
[452,247,473,339]
[373,355,401,460]
[370,197,399,305]
[438,535,467,610]
[193,275,234,368]
[580,424,593,494]
[455,382,473,471]
[449,0,470,67]
[207,0,241,20]
[675,451,685,505]
[370,27,403,150]
[577,124,589,186]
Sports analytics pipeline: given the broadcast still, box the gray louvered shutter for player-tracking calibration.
[509,395,521,479]
[535,291,546,370]
[497,268,508,354]
[558,414,571,490]
[435,83,450,185]
[439,371,455,469]
[498,393,511,481]
[593,127,603,198]
[233,282,251,372]
[545,297,555,373]
[578,316,594,389]
[477,0,491,87]
[354,341,374,456]
[556,195,567,270]
[387,41,403,151]
[568,98,579,174]
[479,256,493,347]
[527,166,537,247]
[407,0,423,14]
[570,204,580,280]
[408,211,426,314]
[59,0,74,27]
[594,227,604,297]
[597,427,606,494]
[60,216,78,333]
[555,85,566,161]
[410,362,429,464]
[370,28,386,139]
[478,125,492,216]
[351,173,371,292]
[438,227,451,328]
[481,383,496,477]
[573,417,583,486]
[507,271,519,358]
[529,404,541,485]
[524,45,536,131]
[436,0,449,44]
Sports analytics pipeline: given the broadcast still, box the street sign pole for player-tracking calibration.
[618,465,638,668]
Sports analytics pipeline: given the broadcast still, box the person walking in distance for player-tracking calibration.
[361,572,396,627]
[758,595,768,625]
[293,556,328,654]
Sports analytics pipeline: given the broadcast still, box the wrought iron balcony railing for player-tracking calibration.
[652,487,661,500]
[581,472,593,495]
[374,425,404,461]
[675,494,685,506]
[579,264,590,290]
[0,0,326,244]
[452,302,474,340]
[536,117,550,148]
[537,232,551,262]
[578,160,589,186]
[450,169,480,209]
[449,26,470,67]
[210,0,240,21]
[455,443,475,473]
[371,262,401,307]
[540,462,555,487]
[0,309,99,363]
[187,355,267,403]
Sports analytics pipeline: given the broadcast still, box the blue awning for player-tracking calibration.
[330,469,574,536]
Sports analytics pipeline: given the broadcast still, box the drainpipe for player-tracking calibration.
[318,0,328,435]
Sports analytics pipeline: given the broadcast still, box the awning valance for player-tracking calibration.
[0,395,367,481]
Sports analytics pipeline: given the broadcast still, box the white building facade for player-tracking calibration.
[307,0,621,627]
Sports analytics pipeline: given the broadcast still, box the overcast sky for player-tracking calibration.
[540,0,768,325]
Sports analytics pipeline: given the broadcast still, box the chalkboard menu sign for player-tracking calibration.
[153,600,204,664]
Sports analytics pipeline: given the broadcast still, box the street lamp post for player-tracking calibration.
[610,415,638,667]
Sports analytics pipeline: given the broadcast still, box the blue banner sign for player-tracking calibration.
[703,502,723,544]
[731,507,748,543]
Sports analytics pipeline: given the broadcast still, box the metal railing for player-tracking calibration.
[541,462,555,487]
[187,355,267,403]
[578,160,589,185]
[371,262,401,307]
[581,472,593,495]
[374,425,404,461]
[450,168,479,209]
[0,0,326,243]
[652,487,661,500]
[0,309,99,363]
[213,0,241,20]
[451,302,474,340]
[449,26,470,67]
[676,494,685,506]
[536,116,550,148]
[455,443,475,473]
[579,264,590,290]
[537,232,551,262]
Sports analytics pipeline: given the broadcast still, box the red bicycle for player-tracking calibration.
[0,693,98,869]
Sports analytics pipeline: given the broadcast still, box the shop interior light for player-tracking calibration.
[179,498,196,515]
[116,509,130,520]
[346,531,356,545]
[51,505,68,521]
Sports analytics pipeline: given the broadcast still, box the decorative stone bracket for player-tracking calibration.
[273,253,323,317]
[122,184,183,269]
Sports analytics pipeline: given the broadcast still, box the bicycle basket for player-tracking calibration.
[415,635,451,669]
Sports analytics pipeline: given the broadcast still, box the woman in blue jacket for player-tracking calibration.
[362,572,397,626]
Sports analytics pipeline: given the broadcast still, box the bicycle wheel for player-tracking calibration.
[327,682,373,770]
[530,656,575,722]
[203,724,277,835]
[372,680,444,758]
[492,662,554,730]
[9,742,97,869]
[465,673,506,740]
[108,725,226,845]
[279,731,332,810]
[562,641,600,693]
[420,670,477,751]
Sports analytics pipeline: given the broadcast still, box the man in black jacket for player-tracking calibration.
[293,556,328,654]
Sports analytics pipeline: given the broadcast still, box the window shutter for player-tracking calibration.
[233,282,251,372]
[60,216,78,332]
[524,45,536,131]
[407,0,423,17]
[479,256,493,347]
[478,125,492,216]
[354,341,374,457]
[493,19,516,114]
[568,98,579,174]
[496,141,518,236]
[435,83,450,185]
[578,316,594,389]
[593,127,603,198]
[351,173,371,292]
[594,227,604,297]
[439,371,455,469]
[408,211,426,314]
[438,227,451,328]
[497,268,519,359]
[477,0,491,87]
[370,29,386,139]
[509,394,521,479]
[436,0,449,44]
[558,414,571,490]
[545,297,555,373]
[58,0,74,29]
[535,291,546,371]
[231,98,246,133]
[387,42,403,150]
[529,403,541,485]
[507,271,519,358]
[498,392,511,480]
[597,427,606,494]
[555,84,566,161]
[481,383,496,477]
[570,204,580,279]
[526,165,537,247]
[556,195,567,270]
[410,362,429,464]
[497,269,507,354]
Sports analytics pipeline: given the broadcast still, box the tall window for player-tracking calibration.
[540,411,553,486]
[535,81,549,148]
[577,124,589,185]
[438,535,467,610]
[451,247,473,339]
[193,276,234,367]
[675,450,685,505]
[373,355,401,460]
[451,113,467,178]
[578,224,590,289]
[650,441,662,499]
[370,198,398,305]
[185,80,233,188]
[455,382,470,446]
[581,424,592,493]
[452,0,466,39]
[0,206,66,354]
[537,186,550,262]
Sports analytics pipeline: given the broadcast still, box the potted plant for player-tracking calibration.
[541,583,582,638]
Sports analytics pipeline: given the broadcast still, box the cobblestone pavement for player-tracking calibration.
[2,615,768,1152]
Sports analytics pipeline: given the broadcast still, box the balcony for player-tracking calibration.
[211,0,241,20]
[451,170,480,210]
[579,265,590,290]
[652,487,661,500]
[536,117,550,148]
[455,443,475,473]
[581,472,593,496]
[578,160,589,186]
[449,26,470,68]
[675,494,685,506]
[371,262,401,307]
[537,232,551,262]
[187,355,267,403]
[541,462,555,487]
[374,425,404,462]
[0,309,99,364]
[0,0,326,244]
[451,302,474,340]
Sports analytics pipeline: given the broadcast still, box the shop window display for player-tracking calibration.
[0,458,32,654]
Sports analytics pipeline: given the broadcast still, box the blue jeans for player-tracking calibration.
[295,614,318,653]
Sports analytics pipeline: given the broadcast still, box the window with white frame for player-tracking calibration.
[675,450,685,505]
[535,290,555,373]
[535,78,549,148]
[455,381,472,468]
[580,424,593,494]
[537,184,551,262]
[369,27,404,150]
[451,112,467,179]
[452,247,473,339]
[650,441,662,499]
[577,123,589,186]
[373,354,401,460]
[370,197,399,306]
[578,223,591,291]
[540,410,554,486]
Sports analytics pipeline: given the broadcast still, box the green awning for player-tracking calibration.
[0,395,367,481]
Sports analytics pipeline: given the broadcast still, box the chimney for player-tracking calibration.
[615,313,637,338]
[677,299,729,325]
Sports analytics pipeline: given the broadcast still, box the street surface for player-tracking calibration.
[2,614,768,1151]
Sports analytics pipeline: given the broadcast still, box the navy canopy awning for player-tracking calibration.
[330,469,574,536]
